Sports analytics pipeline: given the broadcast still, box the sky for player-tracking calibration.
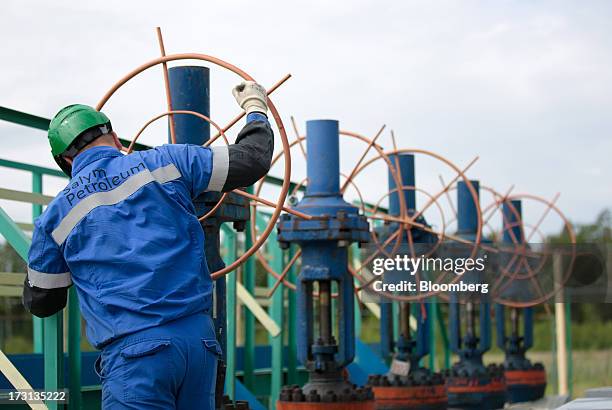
[1,0,611,236]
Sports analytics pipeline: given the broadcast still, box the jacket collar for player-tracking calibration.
[71,146,123,176]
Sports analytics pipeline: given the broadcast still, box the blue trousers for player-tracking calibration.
[95,313,220,409]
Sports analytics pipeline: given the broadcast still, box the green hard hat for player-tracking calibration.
[48,104,112,176]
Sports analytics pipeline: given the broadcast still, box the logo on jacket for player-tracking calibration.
[63,162,146,206]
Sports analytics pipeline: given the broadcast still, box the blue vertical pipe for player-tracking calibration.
[495,304,506,350]
[523,307,533,349]
[296,119,356,369]
[306,120,339,196]
[497,200,521,349]
[168,66,210,144]
[452,180,482,344]
[381,154,416,361]
[498,199,535,361]
[380,304,393,362]
[501,200,534,349]
[388,154,416,216]
[451,180,482,352]
[502,200,523,244]
[167,65,226,356]
[457,180,479,236]
[456,180,491,352]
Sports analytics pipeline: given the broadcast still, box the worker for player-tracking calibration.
[22,81,272,409]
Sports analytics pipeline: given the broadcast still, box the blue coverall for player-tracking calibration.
[24,114,271,409]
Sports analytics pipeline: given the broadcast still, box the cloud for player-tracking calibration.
[1,0,610,234]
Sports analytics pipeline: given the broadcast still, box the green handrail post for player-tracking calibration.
[0,205,65,409]
[269,235,284,409]
[32,171,68,408]
[32,171,44,354]
[67,288,81,410]
[565,302,573,397]
[429,297,437,371]
[44,313,64,410]
[550,311,558,394]
[222,225,237,401]
[436,303,450,369]
[286,245,298,385]
[243,187,256,390]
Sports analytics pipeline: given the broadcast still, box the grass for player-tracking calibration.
[484,349,612,398]
[569,349,612,397]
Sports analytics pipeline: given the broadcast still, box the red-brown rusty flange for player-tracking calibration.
[505,368,547,387]
[446,375,506,395]
[277,401,376,410]
[371,385,448,410]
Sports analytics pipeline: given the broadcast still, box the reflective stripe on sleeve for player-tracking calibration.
[51,164,181,245]
[207,146,229,192]
[27,267,72,289]
[151,163,181,183]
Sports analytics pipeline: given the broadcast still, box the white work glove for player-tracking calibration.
[232,81,268,116]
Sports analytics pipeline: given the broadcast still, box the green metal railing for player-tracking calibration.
[243,187,256,392]
[268,229,284,406]
[0,159,78,410]
[0,107,148,152]
[221,224,238,401]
